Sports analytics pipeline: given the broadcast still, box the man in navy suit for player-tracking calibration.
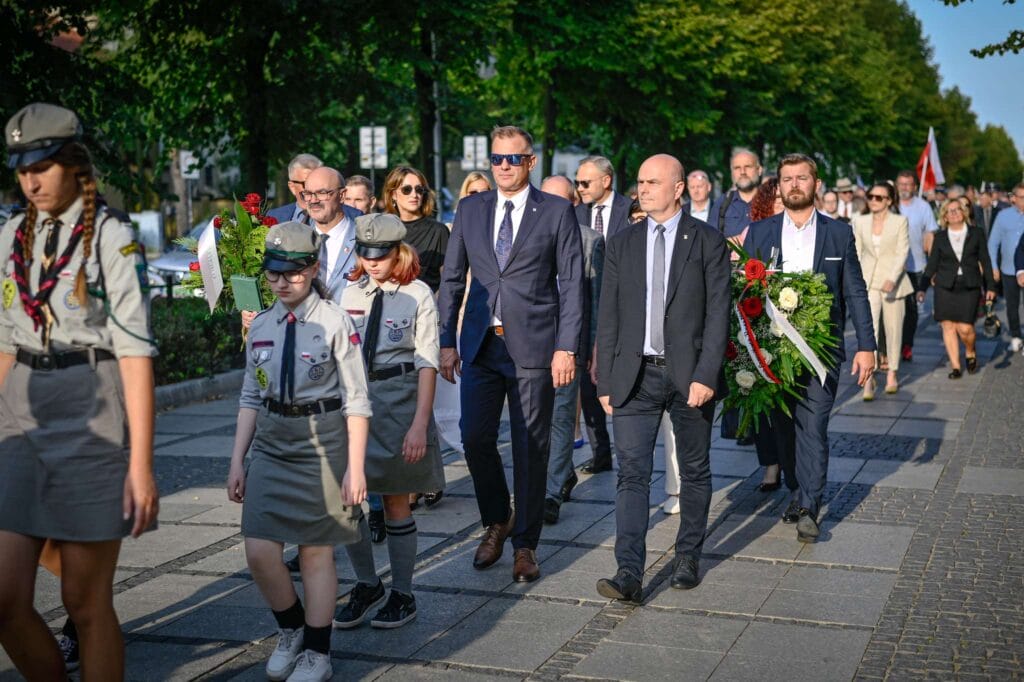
[266,153,361,226]
[743,153,876,543]
[438,126,583,583]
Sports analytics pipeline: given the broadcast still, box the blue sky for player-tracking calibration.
[906,0,1024,159]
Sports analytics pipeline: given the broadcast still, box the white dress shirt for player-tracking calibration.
[590,191,616,235]
[781,210,818,273]
[317,216,352,282]
[689,200,710,223]
[492,185,531,324]
[643,210,683,355]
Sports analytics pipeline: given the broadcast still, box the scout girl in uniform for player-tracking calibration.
[333,213,443,630]
[0,103,159,681]
[227,221,370,682]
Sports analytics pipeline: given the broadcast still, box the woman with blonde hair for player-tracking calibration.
[459,171,492,200]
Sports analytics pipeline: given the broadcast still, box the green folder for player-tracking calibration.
[231,275,265,311]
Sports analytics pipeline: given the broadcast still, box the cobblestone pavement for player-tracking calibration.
[2,311,1022,681]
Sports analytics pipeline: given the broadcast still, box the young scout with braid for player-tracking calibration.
[0,103,159,681]
[227,221,370,681]
[333,214,443,630]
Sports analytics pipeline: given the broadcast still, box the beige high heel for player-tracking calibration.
[885,373,898,394]
[863,376,876,402]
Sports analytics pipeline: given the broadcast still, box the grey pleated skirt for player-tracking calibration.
[0,358,137,542]
[242,408,362,546]
[366,368,445,495]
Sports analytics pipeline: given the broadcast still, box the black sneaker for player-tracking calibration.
[58,634,79,673]
[370,591,417,629]
[368,509,387,544]
[332,581,386,629]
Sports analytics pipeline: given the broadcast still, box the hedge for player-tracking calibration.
[151,297,245,385]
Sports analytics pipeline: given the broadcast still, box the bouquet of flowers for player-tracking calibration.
[722,245,839,436]
[178,193,277,312]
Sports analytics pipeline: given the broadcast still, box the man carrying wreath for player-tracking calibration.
[743,153,875,543]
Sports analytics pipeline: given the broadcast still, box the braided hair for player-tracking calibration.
[47,142,97,305]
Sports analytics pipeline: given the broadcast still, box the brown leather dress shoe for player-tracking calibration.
[512,548,540,582]
[473,511,515,570]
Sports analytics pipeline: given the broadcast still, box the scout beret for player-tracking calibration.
[263,221,320,272]
[6,103,83,169]
[354,213,406,259]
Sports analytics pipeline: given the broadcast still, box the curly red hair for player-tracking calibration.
[749,177,780,222]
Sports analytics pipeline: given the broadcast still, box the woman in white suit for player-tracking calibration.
[852,182,913,398]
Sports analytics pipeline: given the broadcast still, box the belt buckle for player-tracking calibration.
[286,404,301,417]
[37,353,55,371]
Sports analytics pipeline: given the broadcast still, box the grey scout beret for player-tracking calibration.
[6,103,83,169]
[354,213,406,259]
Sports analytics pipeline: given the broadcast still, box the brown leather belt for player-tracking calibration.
[491,325,504,337]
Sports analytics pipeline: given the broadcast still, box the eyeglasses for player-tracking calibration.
[467,189,483,195]
[490,153,533,167]
[299,188,341,201]
[287,178,305,187]
[264,269,309,284]
[867,194,889,202]
[945,206,964,214]
[399,184,428,196]
[575,179,602,189]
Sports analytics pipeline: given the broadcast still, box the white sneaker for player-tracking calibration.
[266,628,303,681]
[662,495,681,515]
[1011,337,1023,352]
[286,650,333,682]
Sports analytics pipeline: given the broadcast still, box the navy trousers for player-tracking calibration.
[460,331,554,550]
[611,363,714,579]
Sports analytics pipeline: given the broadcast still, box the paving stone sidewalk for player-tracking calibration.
[2,312,1022,681]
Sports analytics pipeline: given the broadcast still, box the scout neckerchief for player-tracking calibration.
[10,211,87,350]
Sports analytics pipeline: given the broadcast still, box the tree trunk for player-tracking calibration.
[415,27,435,177]
[239,31,269,195]
[542,73,557,179]
[169,149,189,239]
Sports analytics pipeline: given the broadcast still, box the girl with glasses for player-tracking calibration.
[227,221,370,681]
[916,199,997,379]
[853,183,913,398]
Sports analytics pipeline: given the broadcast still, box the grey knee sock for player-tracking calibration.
[385,518,417,596]
[344,514,380,586]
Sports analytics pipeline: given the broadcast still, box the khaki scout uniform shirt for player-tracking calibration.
[239,293,373,417]
[0,196,155,357]
[339,277,440,371]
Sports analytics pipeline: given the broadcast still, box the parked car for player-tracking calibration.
[148,219,218,298]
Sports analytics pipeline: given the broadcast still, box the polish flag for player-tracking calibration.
[915,127,945,194]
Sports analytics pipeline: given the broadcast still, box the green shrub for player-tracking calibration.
[151,297,245,385]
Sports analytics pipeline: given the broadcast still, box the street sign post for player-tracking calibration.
[461,135,488,171]
[359,126,388,188]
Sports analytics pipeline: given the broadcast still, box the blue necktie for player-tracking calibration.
[494,200,514,321]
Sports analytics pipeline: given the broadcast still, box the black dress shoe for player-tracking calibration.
[758,480,781,493]
[948,368,962,380]
[424,490,444,508]
[368,509,387,544]
[670,555,701,590]
[560,471,578,502]
[596,569,642,603]
[581,459,612,474]
[966,356,978,374]
[796,509,820,543]
[284,555,301,572]
[543,497,561,525]
[781,499,801,524]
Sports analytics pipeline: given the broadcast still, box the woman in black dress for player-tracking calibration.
[917,199,997,378]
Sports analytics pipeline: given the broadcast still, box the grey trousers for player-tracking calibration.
[546,369,581,500]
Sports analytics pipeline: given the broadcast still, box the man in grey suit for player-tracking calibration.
[540,175,604,524]
[302,166,359,301]
[595,154,731,603]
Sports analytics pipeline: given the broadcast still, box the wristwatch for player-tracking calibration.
[563,350,576,357]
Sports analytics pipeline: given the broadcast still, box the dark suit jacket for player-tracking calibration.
[974,204,1002,236]
[1016,232,1024,275]
[575,192,633,242]
[743,212,875,362]
[596,214,732,408]
[438,186,583,368]
[266,202,361,224]
[579,225,605,363]
[920,227,996,293]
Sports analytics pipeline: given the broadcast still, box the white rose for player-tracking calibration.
[770,319,785,337]
[735,370,756,389]
[761,350,773,365]
[778,287,800,311]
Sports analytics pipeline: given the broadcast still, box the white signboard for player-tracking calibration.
[359,126,388,169]
[461,135,489,170]
[179,150,201,180]
[197,220,223,313]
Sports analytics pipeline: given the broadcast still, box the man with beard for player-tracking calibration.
[709,148,761,443]
[895,170,938,362]
[302,167,359,300]
[743,153,875,543]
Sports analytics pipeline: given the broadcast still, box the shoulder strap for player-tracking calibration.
[716,191,735,233]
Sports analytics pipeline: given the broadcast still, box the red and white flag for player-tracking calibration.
[915,127,945,194]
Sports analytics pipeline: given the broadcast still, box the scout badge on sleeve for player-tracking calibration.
[2,278,14,309]
[255,367,269,389]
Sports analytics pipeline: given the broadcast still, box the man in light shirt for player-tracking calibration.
[682,170,712,223]
[895,170,939,362]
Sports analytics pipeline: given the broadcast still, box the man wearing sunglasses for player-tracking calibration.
[438,125,584,583]
[575,155,632,243]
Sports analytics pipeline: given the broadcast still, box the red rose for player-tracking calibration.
[725,341,738,361]
[244,202,261,216]
[744,259,767,282]
[261,216,278,226]
[245,193,261,204]
[189,261,200,272]
[741,296,764,318]
[213,216,223,228]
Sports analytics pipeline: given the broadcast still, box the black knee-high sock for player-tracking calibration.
[271,599,305,630]
[303,623,332,655]
[61,618,77,642]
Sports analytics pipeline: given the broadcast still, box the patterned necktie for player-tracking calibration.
[593,205,605,236]
[494,200,514,322]
[318,233,330,282]
[650,225,666,354]
[280,312,297,403]
[362,288,384,370]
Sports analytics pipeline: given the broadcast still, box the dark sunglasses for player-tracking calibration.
[867,194,889,202]
[575,179,593,189]
[399,185,428,196]
[490,153,532,167]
